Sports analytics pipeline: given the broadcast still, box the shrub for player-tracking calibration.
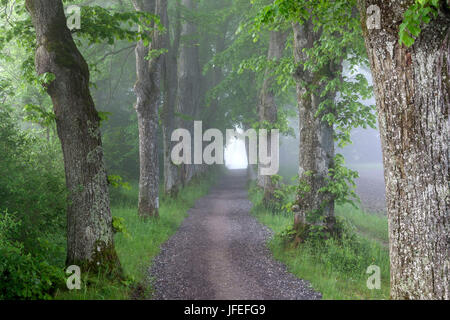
[0,108,67,299]
[0,211,65,300]
[0,108,66,255]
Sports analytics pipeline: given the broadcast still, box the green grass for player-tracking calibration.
[248,185,390,300]
[336,204,388,246]
[55,170,219,300]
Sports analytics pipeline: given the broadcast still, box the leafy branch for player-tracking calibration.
[399,0,440,47]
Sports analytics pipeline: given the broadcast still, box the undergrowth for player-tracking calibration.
[248,182,390,300]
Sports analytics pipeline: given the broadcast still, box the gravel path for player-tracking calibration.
[149,169,321,300]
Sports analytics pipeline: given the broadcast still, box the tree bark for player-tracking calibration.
[25,0,121,274]
[243,123,257,181]
[132,0,163,218]
[175,0,202,185]
[162,1,181,195]
[292,22,336,233]
[357,0,449,299]
[258,30,288,205]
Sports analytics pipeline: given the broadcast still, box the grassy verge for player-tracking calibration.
[55,170,219,300]
[336,204,388,246]
[248,184,390,300]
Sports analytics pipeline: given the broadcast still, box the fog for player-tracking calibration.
[277,65,387,214]
[225,137,248,169]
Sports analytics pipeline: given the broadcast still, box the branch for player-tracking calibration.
[93,44,135,65]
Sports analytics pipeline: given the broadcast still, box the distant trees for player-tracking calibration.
[175,0,203,186]
[357,0,449,299]
[25,0,121,274]
[202,0,263,142]
[135,0,231,196]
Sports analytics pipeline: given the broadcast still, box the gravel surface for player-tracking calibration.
[149,169,321,300]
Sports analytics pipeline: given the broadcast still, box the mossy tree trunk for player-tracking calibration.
[25,0,121,274]
[291,21,337,236]
[357,0,449,299]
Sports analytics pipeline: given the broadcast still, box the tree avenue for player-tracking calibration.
[0,0,447,301]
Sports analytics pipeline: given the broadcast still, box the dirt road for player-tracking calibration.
[149,169,321,300]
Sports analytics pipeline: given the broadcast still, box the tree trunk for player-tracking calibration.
[258,30,288,205]
[357,0,449,299]
[203,18,228,127]
[162,2,181,196]
[132,0,162,218]
[176,0,202,186]
[243,124,257,181]
[25,0,121,274]
[292,22,335,233]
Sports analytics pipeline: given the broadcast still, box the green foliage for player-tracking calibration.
[23,103,55,127]
[0,210,65,300]
[248,177,294,213]
[0,108,67,252]
[112,216,131,239]
[399,0,440,47]
[320,154,359,207]
[108,175,131,190]
[37,72,56,89]
[237,53,297,94]
[0,107,67,299]
[97,111,112,126]
[102,118,139,181]
[0,246,65,300]
[202,0,274,130]
[272,184,297,212]
[249,0,377,209]
[295,170,312,198]
[252,108,296,135]
[320,72,376,148]
[74,5,161,46]
[146,48,169,61]
[0,0,160,106]
[256,0,376,145]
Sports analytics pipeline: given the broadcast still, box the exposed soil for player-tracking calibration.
[149,169,321,300]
